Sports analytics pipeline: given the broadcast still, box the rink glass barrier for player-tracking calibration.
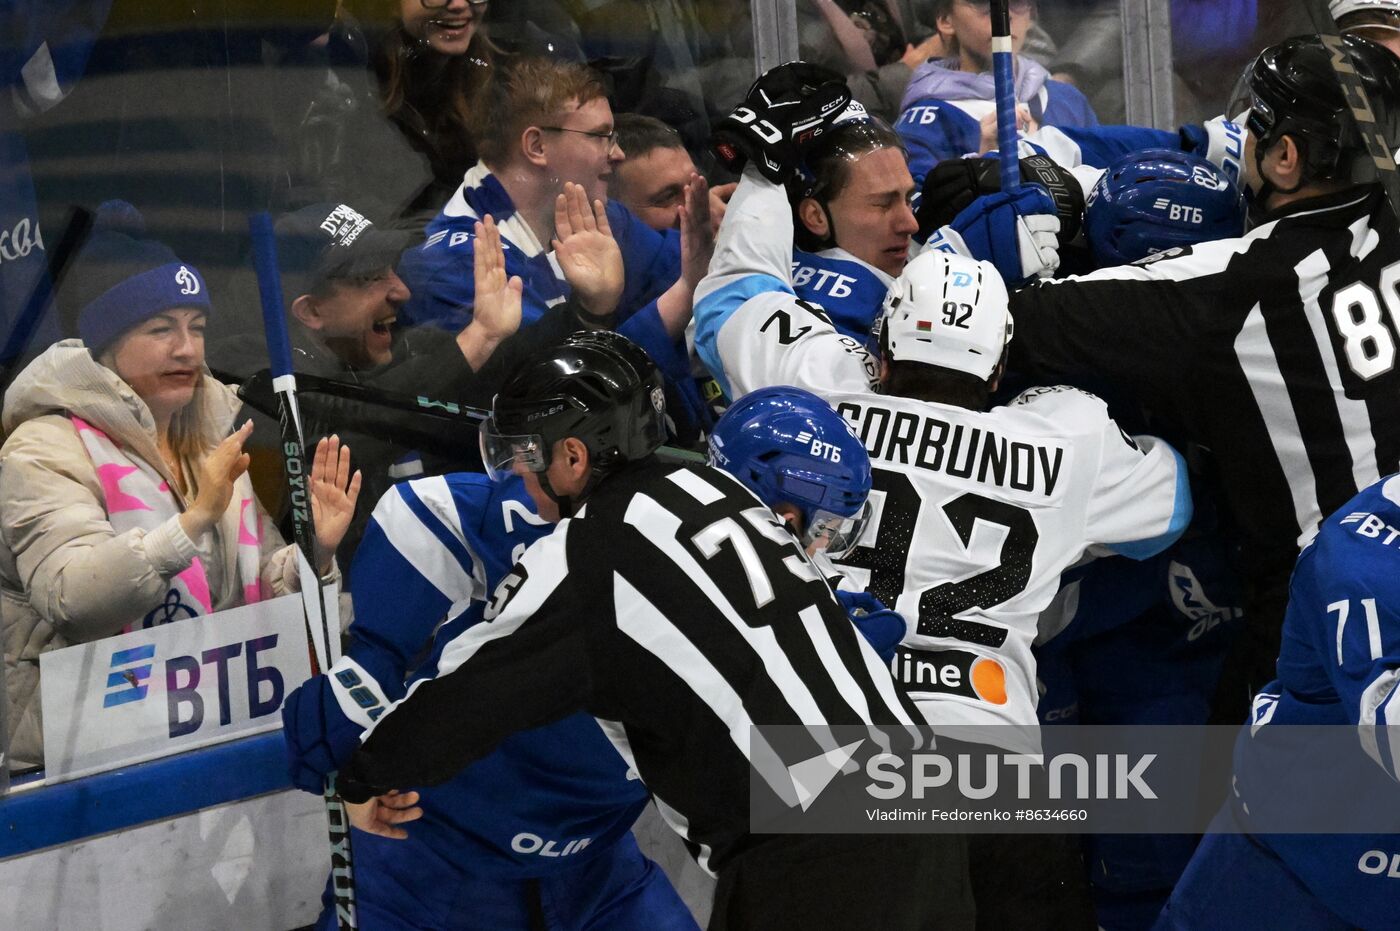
[0,0,1313,909]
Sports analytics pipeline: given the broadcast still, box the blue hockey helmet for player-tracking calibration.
[1083,148,1245,267]
[708,385,872,557]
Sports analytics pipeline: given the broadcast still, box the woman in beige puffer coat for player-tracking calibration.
[0,217,359,771]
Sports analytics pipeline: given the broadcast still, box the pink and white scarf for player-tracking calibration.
[70,415,269,631]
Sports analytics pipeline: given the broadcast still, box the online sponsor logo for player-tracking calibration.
[892,646,1007,705]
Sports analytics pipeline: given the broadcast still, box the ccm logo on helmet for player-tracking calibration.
[795,431,843,462]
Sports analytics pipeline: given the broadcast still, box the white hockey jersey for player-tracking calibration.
[694,171,1192,751]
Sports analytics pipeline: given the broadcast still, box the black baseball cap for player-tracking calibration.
[273,203,414,307]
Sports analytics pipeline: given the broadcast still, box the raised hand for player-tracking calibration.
[679,172,714,291]
[553,181,624,320]
[470,215,524,343]
[978,105,1037,155]
[346,789,423,840]
[180,419,254,541]
[310,434,362,573]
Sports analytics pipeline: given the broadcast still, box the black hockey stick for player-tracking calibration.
[1300,0,1400,213]
[229,365,706,469]
[248,212,358,931]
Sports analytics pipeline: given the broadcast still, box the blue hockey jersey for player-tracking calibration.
[1164,476,1400,931]
[394,162,703,433]
[896,55,1098,190]
[789,247,891,341]
[283,472,649,880]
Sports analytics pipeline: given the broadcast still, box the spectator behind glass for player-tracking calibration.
[894,0,1098,186]
[0,203,359,772]
[315,0,494,222]
[610,114,700,231]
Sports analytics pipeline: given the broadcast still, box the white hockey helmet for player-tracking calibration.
[1331,0,1400,21]
[875,251,1013,382]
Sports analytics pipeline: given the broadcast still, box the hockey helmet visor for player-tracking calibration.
[804,500,873,558]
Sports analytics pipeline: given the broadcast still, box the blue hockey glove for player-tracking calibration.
[837,590,907,664]
[933,186,1061,284]
[282,674,371,794]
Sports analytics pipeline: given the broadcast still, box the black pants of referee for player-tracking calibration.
[708,833,975,930]
[968,833,1097,931]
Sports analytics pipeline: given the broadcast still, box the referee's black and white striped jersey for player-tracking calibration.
[1010,184,1400,591]
[339,459,918,876]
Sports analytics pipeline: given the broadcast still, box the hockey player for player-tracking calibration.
[335,330,976,931]
[707,384,907,661]
[710,66,1060,341]
[695,64,1191,928]
[280,215,697,930]
[1155,474,1400,931]
[996,34,1400,716]
[282,470,697,930]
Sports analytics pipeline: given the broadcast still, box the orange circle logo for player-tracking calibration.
[970,657,1008,705]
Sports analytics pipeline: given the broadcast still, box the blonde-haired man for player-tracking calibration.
[396,57,714,436]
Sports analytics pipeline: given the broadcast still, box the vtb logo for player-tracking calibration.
[104,645,156,707]
[103,635,286,738]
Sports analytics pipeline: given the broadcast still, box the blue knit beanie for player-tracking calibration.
[74,201,212,356]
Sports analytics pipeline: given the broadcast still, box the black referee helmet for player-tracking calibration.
[1246,34,1400,187]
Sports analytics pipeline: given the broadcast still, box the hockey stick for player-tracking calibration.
[231,367,489,426]
[990,0,1020,192]
[1299,0,1400,213]
[248,212,358,931]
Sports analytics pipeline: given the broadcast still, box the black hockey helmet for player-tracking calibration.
[1245,34,1400,186]
[480,331,667,508]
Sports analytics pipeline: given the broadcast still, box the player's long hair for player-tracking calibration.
[790,119,905,253]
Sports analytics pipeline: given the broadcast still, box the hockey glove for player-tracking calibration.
[837,590,907,664]
[712,61,852,184]
[927,187,1061,284]
[1178,116,1246,188]
[917,155,1083,246]
[282,657,393,794]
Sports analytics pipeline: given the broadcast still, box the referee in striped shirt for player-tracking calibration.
[1006,35,1400,718]
[337,332,974,930]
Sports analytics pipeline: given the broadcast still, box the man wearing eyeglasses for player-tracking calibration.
[894,0,1099,192]
[396,56,715,439]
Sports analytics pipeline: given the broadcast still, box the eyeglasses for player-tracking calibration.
[540,126,621,148]
[419,0,489,9]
